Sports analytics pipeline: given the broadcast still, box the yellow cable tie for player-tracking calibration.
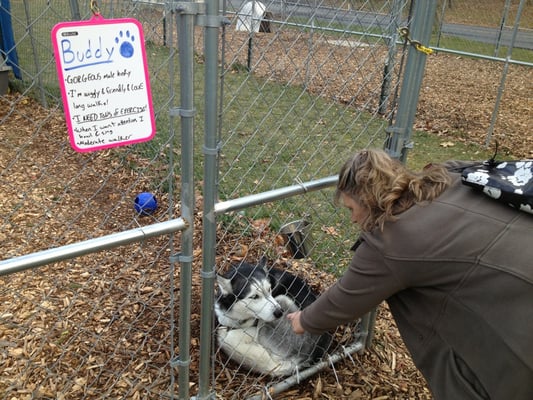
[414,43,433,55]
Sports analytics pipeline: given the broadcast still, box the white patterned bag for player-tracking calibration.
[461,159,533,215]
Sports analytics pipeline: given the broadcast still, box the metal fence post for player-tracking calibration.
[68,0,80,20]
[22,0,47,106]
[384,0,438,162]
[485,0,526,147]
[170,1,198,399]
[198,0,222,396]
[378,0,403,116]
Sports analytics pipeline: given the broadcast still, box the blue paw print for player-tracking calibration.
[115,30,135,58]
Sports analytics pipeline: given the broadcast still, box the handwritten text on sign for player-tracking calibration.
[52,17,155,152]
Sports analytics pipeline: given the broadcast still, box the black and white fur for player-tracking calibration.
[215,257,332,376]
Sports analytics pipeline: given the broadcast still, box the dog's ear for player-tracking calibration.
[258,256,269,272]
[216,274,233,295]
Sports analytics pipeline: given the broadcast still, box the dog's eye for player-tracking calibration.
[251,294,260,300]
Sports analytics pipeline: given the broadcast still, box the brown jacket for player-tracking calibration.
[300,168,533,399]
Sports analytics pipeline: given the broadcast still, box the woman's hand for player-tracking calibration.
[287,311,305,334]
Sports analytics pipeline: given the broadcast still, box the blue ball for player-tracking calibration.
[134,192,158,215]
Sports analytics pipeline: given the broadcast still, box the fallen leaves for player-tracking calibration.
[321,225,340,236]
[439,141,456,148]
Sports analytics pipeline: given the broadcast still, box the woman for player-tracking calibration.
[287,149,533,400]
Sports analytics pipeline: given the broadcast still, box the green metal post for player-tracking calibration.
[384,0,438,162]
[197,0,221,396]
[69,0,81,20]
[486,0,526,147]
[171,2,197,399]
[378,0,402,116]
[166,4,179,398]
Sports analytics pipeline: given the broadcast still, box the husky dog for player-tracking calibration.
[215,258,332,376]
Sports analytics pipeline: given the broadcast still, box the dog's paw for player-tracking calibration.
[216,325,231,344]
[217,325,228,334]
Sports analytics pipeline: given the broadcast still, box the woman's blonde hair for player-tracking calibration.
[335,149,452,232]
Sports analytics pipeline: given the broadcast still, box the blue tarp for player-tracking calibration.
[0,0,22,79]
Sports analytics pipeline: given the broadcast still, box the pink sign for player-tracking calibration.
[52,17,155,152]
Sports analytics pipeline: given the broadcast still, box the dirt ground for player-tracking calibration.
[1,29,532,399]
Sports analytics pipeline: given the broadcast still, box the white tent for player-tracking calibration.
[235,1,266,33]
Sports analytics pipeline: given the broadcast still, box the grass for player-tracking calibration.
[433,35,533,64]
[202,63,493,272]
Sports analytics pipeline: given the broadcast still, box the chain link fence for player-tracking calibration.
[1,1,186,398]
[432,0,532,154]
[0,0,531,398]
[211,1,416,397]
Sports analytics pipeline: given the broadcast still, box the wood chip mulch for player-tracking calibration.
[1,93,432,399]
[2,21,531,397]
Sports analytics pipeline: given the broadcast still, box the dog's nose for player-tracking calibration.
[274,308,283,319]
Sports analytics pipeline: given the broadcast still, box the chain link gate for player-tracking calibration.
[198,0,436,399]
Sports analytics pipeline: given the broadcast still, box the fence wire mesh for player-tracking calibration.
[212,1,407,397]
[1,1,185,398]
[0,0,532,399]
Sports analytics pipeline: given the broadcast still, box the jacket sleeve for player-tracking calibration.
[299,239,405,334]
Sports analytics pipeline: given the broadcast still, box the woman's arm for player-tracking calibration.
[295,239,405,334]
